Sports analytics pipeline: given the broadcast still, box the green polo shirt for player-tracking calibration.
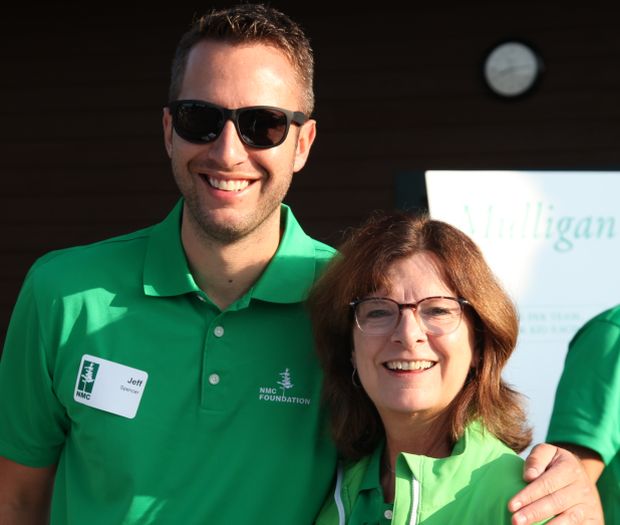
[0,200,338,524]
[547,305,620,525]
[316,422,548,525]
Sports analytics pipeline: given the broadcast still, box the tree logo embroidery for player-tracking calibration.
[277,368,294,395]
[257,368,311,406]
[76,360,100,400]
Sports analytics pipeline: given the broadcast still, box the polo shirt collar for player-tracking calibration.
[143,199,199,297]
[143,200,320,304]
[250,203,319,304]
[359,441,385,492]
[358,421,484,494]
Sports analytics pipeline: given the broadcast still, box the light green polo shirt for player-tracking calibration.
[547,305,620,525]
[0,200,338,524]
[317,422,548,525]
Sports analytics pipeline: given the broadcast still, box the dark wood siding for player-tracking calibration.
[1,1,619,343]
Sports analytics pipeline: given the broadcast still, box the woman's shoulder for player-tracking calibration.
[462,421,526,474]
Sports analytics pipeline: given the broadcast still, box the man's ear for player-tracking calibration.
[162,107,174,158]
[293,119,316,173]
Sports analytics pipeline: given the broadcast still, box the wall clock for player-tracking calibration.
[483,40,543,98]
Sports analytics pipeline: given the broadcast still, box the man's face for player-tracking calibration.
[163,40,316,244]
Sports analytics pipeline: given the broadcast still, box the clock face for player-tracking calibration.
[483,41,541,98]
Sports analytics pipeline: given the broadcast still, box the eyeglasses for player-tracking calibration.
[168,99,309,149]
[349,296,469,337]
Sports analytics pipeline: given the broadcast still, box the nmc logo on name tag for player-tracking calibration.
[74,354,148,419]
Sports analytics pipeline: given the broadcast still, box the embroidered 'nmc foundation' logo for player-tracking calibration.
[257,368,312,406]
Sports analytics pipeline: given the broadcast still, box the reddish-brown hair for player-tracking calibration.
[308,210,532,460]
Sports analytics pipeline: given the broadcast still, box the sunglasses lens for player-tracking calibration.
[173,102,224,143]
[170,101,295,148]
[238,108,288,147]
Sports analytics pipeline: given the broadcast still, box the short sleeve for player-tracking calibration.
[547,316,620,465]
[0,269,68,467]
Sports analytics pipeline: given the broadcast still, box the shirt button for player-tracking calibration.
[213,326,224,337]
[195,294,207,302]
[384,509,393,520]
[208,373,220,385]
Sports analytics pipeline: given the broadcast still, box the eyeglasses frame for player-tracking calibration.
[167,99,309,148]
[349,295,470,336]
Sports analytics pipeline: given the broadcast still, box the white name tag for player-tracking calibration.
[73,354,148,419]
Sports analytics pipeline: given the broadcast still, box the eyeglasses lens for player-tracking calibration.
[418,298,463,334]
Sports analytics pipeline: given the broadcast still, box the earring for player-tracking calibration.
[351,366,361,388]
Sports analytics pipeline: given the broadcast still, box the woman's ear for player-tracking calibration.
[350,351,362,388]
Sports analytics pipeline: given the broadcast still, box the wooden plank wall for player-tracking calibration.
[1,1,619,345]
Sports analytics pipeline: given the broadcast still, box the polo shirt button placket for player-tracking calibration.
[207,325,224,390]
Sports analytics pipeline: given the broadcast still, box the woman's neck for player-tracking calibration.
[380,413,454,503]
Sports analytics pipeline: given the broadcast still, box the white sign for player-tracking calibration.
[425,170,620,452]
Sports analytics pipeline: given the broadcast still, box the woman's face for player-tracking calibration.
[352,252,476,424]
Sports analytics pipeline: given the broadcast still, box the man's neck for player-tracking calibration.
[181,208,283,311]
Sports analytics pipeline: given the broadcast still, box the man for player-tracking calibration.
[0,4,603,524]
[547,304,620,525]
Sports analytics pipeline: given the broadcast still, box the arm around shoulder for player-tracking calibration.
[508,443,603,525]
[551,443,605,484]
[0,456,56,525]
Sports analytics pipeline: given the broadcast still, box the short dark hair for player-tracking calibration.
[308,210,532,460]
[169,3,314,114]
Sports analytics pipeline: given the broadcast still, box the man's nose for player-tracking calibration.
[204,120,248,166]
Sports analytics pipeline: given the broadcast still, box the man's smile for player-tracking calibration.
[206,176,252,192]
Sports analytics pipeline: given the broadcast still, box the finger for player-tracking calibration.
[522,443,563,483]
[510,446,581,512]
[542,508,586,525]
[510,476,602,525]
[511,487,585,525]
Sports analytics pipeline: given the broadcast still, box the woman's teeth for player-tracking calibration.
[385,360,434,371]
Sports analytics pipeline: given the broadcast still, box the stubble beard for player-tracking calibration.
[184,192,282,245]
[175,167,293,246]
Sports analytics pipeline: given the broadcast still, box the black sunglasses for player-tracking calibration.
[168,99,309,149]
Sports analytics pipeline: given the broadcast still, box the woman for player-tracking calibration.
[309,210,547,524]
